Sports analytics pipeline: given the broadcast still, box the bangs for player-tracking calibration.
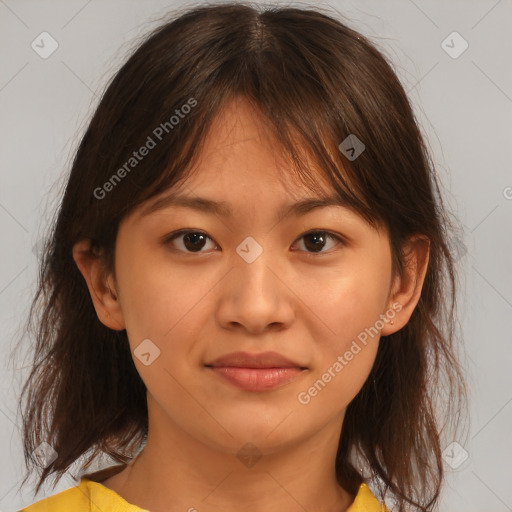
[115,67,382,235]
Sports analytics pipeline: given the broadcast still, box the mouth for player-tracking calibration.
[205,366,307,391]
[204,351,308,392]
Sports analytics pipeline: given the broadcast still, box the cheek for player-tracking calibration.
[114,240,196,338]
[114,243,220,379]
[298,249,391,408]
[297,284,383,414]
[314,255,391,344]
[297,345,377,414]
[112,251,174,382]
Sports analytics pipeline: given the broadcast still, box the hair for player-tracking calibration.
[14,3,467,511]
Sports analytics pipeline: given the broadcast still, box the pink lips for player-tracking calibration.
[205,351,307,391]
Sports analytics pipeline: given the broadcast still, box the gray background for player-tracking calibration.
[1,0,511,511]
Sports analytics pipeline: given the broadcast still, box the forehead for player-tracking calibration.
[123,96,342,228]
[174,96,334,196]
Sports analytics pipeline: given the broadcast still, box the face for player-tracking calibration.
[102,97,398,456]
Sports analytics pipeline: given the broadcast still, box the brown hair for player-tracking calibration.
[14,3,467,510]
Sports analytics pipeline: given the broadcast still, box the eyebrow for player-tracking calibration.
[139,192,349,221]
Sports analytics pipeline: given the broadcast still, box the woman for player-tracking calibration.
[16,3,467,511]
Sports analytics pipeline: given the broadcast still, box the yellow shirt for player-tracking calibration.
[19,477,389,512]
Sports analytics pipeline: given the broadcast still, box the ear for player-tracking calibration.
[380,235,430,336]
[72,239,126,331]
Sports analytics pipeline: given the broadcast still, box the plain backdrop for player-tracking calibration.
[1,1,511,511]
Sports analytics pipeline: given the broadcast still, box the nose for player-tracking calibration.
[215,240,295,334]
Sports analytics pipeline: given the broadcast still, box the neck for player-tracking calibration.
[101,424,354,511]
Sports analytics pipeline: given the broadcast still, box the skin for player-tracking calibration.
[73,97,429,512]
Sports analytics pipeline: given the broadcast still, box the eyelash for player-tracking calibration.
[164,229,345,256]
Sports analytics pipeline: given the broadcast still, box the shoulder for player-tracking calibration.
[18,474,148,512]
[18,481,90,512]
[347,482,390,512]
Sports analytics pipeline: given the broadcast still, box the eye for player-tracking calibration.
[165,230,218,253]
[164,229,344,255]
[292,230,344,255]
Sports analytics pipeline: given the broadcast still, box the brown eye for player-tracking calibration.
[166,230,217,253]
[293,231,343,254]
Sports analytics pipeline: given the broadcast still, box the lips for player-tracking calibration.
[205,351,307,392]
[205,351,306,369]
